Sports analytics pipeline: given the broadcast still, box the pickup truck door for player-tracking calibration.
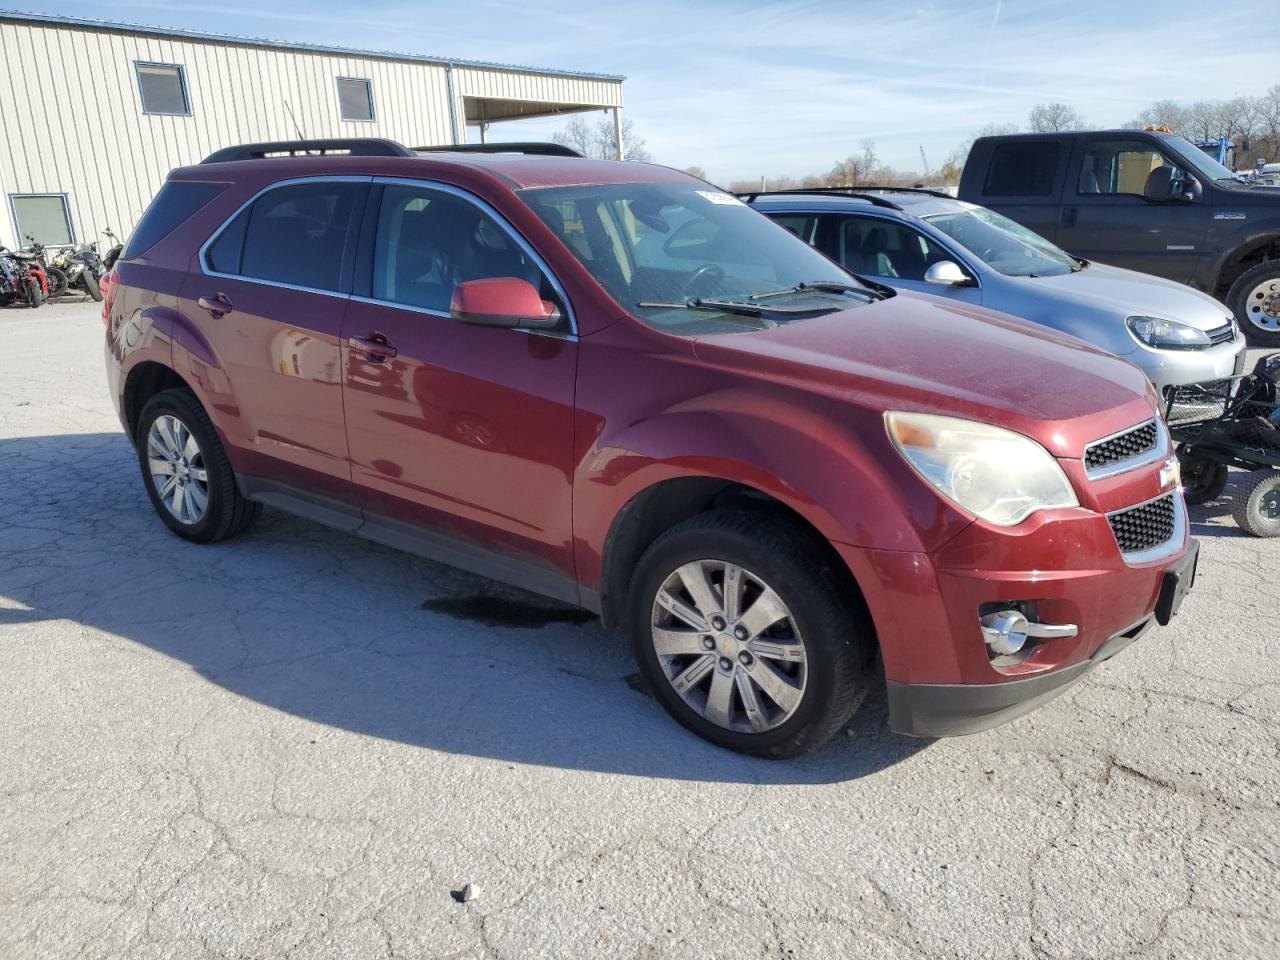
[964,137,1069,245]
[1055,136,1206,283]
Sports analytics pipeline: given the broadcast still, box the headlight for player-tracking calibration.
[1126,316,1211,350]
[885,412,1078,526]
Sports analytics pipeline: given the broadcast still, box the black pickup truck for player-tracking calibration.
[959,129,1280,345]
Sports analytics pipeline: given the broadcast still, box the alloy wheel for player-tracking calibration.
[650,559,807,733]
[1246,278,1280,334]
[147,414,209,525]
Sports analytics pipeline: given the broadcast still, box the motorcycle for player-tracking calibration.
[19,235,68,299]
[100,228,123,272]
[0,245,46,308]
[48,237,105,301]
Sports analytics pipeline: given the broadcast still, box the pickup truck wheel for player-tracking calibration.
[630,511,871,758]
[1232,470,1280,538]
[1228,261,1280,346]
[136,388,261,543]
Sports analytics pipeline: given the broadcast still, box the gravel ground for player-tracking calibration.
[2,299,1277,960]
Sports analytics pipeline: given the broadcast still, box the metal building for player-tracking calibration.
[0,11,625,250]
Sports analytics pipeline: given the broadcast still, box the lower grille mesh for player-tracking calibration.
[1107,494,1176,554]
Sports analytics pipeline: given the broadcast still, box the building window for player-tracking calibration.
[136,61,191,116]
[10,194,75,245]
[336,77,375,122]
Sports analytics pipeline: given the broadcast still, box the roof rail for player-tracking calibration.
[734,187,904,211]
[846,184,955,199]
[201,138,415,164]
[413,142,584,158]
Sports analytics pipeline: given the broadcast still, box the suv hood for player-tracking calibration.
[1006,262,1232,331]
[690,293,1154,459]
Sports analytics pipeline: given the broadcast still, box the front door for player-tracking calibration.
[1057,137,1206,282]
[181,178,368,498]
[339,181,579,593]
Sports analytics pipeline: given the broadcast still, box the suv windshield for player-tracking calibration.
[925,205,1079,278]
[518,182,874,333]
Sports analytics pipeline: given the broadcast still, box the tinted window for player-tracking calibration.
[767,214,819,244]
[125,181,226,259]
[336,78,375,122]
[1078,139,1181,196]
[206,208,248,274]
[983,142,1061,197]
[834,216,951,281]
[136,62,190,115]
[371,184,550,314]
[237,182,362,291]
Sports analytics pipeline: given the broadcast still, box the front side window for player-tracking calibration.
[136,62,190,116]
[833,215,952,281]
[371,184,553,317]
[208,182,362,292]
[1078,140,1181,197]
[925,206,1079,278]
[10,194,74,246]
[336,78,375,122]
[983,142,1062,197]
[519,183,870,334]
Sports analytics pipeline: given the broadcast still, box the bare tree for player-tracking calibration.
[1028,102,1085,132]
[552,115,650,162]
[829,139,879,185]
[683,165,708,181]
[1125,99,1190,131]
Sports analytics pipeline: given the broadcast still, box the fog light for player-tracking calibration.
[981,610,1030,656]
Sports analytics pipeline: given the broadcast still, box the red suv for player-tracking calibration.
[105,139,1197,757]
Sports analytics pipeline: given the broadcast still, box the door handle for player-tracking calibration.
[348,334,398,362]
[197,293,232,317]
[1061,207,1078,226]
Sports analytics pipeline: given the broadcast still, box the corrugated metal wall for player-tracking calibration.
[0,19,622,248]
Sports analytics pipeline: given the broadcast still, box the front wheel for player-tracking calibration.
[23,279,41,308]
[630,511,872,758]
[1180,453,1228,505]
[44,265,68,299]
[81,269,103,301]
[1228,260,1280,347]
[136,388,261,543]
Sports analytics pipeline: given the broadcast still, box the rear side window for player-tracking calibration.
[125,181,226,259]
[983,142,1061,197]
[206,182,362,292]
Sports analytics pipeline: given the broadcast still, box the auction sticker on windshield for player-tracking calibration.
[696,190,745,206]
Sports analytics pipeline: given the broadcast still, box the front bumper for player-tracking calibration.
[836,497,1196,737]
[1121,336,1247,394]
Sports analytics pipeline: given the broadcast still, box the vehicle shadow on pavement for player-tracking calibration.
[0,433,929,784]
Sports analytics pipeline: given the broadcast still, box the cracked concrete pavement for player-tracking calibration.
[1,300,1277,959]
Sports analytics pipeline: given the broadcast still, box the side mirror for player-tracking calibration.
[1181,174,1202,202]
[924,261,970,286]
[450,277,561,329]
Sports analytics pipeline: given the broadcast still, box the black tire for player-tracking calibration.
[135,387,261,543]
[629,510,873,758]
[44,265,68,299]
[82,269,103,302]
[1231,470,1280,538]
[1228,260,1280,347]
[23,279,41,308]
[1179,453,1228,505]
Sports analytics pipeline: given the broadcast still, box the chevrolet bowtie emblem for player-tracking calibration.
[1160,457,1181,491]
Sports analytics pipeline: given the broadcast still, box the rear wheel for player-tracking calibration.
[630,511,872,758]
[1179,453,1228,505]
[136,388,260,543]
[23,279,40,308]
[1232,470,1280,538]
[1228,260,1280,347]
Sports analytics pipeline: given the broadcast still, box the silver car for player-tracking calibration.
[749,189,1247,395]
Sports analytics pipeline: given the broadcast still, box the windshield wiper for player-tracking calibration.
[746,280,886,302]
[635,300,778,328]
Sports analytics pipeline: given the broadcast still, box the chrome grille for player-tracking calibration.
[1206,320,1236,346]
[1085,420,1159,476]
[1107,494,1176,554]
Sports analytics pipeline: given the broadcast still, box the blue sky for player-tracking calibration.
[20,1,1271,180]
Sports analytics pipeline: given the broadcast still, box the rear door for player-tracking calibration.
[182,177,368,498]
[338,179,579,595]
[1056,136,1205,281]
[965,138,1069,245]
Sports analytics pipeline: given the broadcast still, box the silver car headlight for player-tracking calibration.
[886,412,1078,527]
[1126,316,1212,350]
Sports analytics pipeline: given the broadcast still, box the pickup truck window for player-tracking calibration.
[983,142,1061,197]
[1078,140,1181,196]
[926,207,1078,278]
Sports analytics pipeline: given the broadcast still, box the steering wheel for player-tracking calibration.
[683,263,725,298]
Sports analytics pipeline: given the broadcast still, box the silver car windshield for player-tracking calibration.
[518,182,876,334]
[925,207,1079,278]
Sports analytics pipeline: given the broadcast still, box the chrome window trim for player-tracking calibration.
[1084,417,1169,481]
[1106,490,1186,566]
[197,175,373,300]
[366,176,578,338]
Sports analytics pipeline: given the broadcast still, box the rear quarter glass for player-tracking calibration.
[124,181,228,259]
